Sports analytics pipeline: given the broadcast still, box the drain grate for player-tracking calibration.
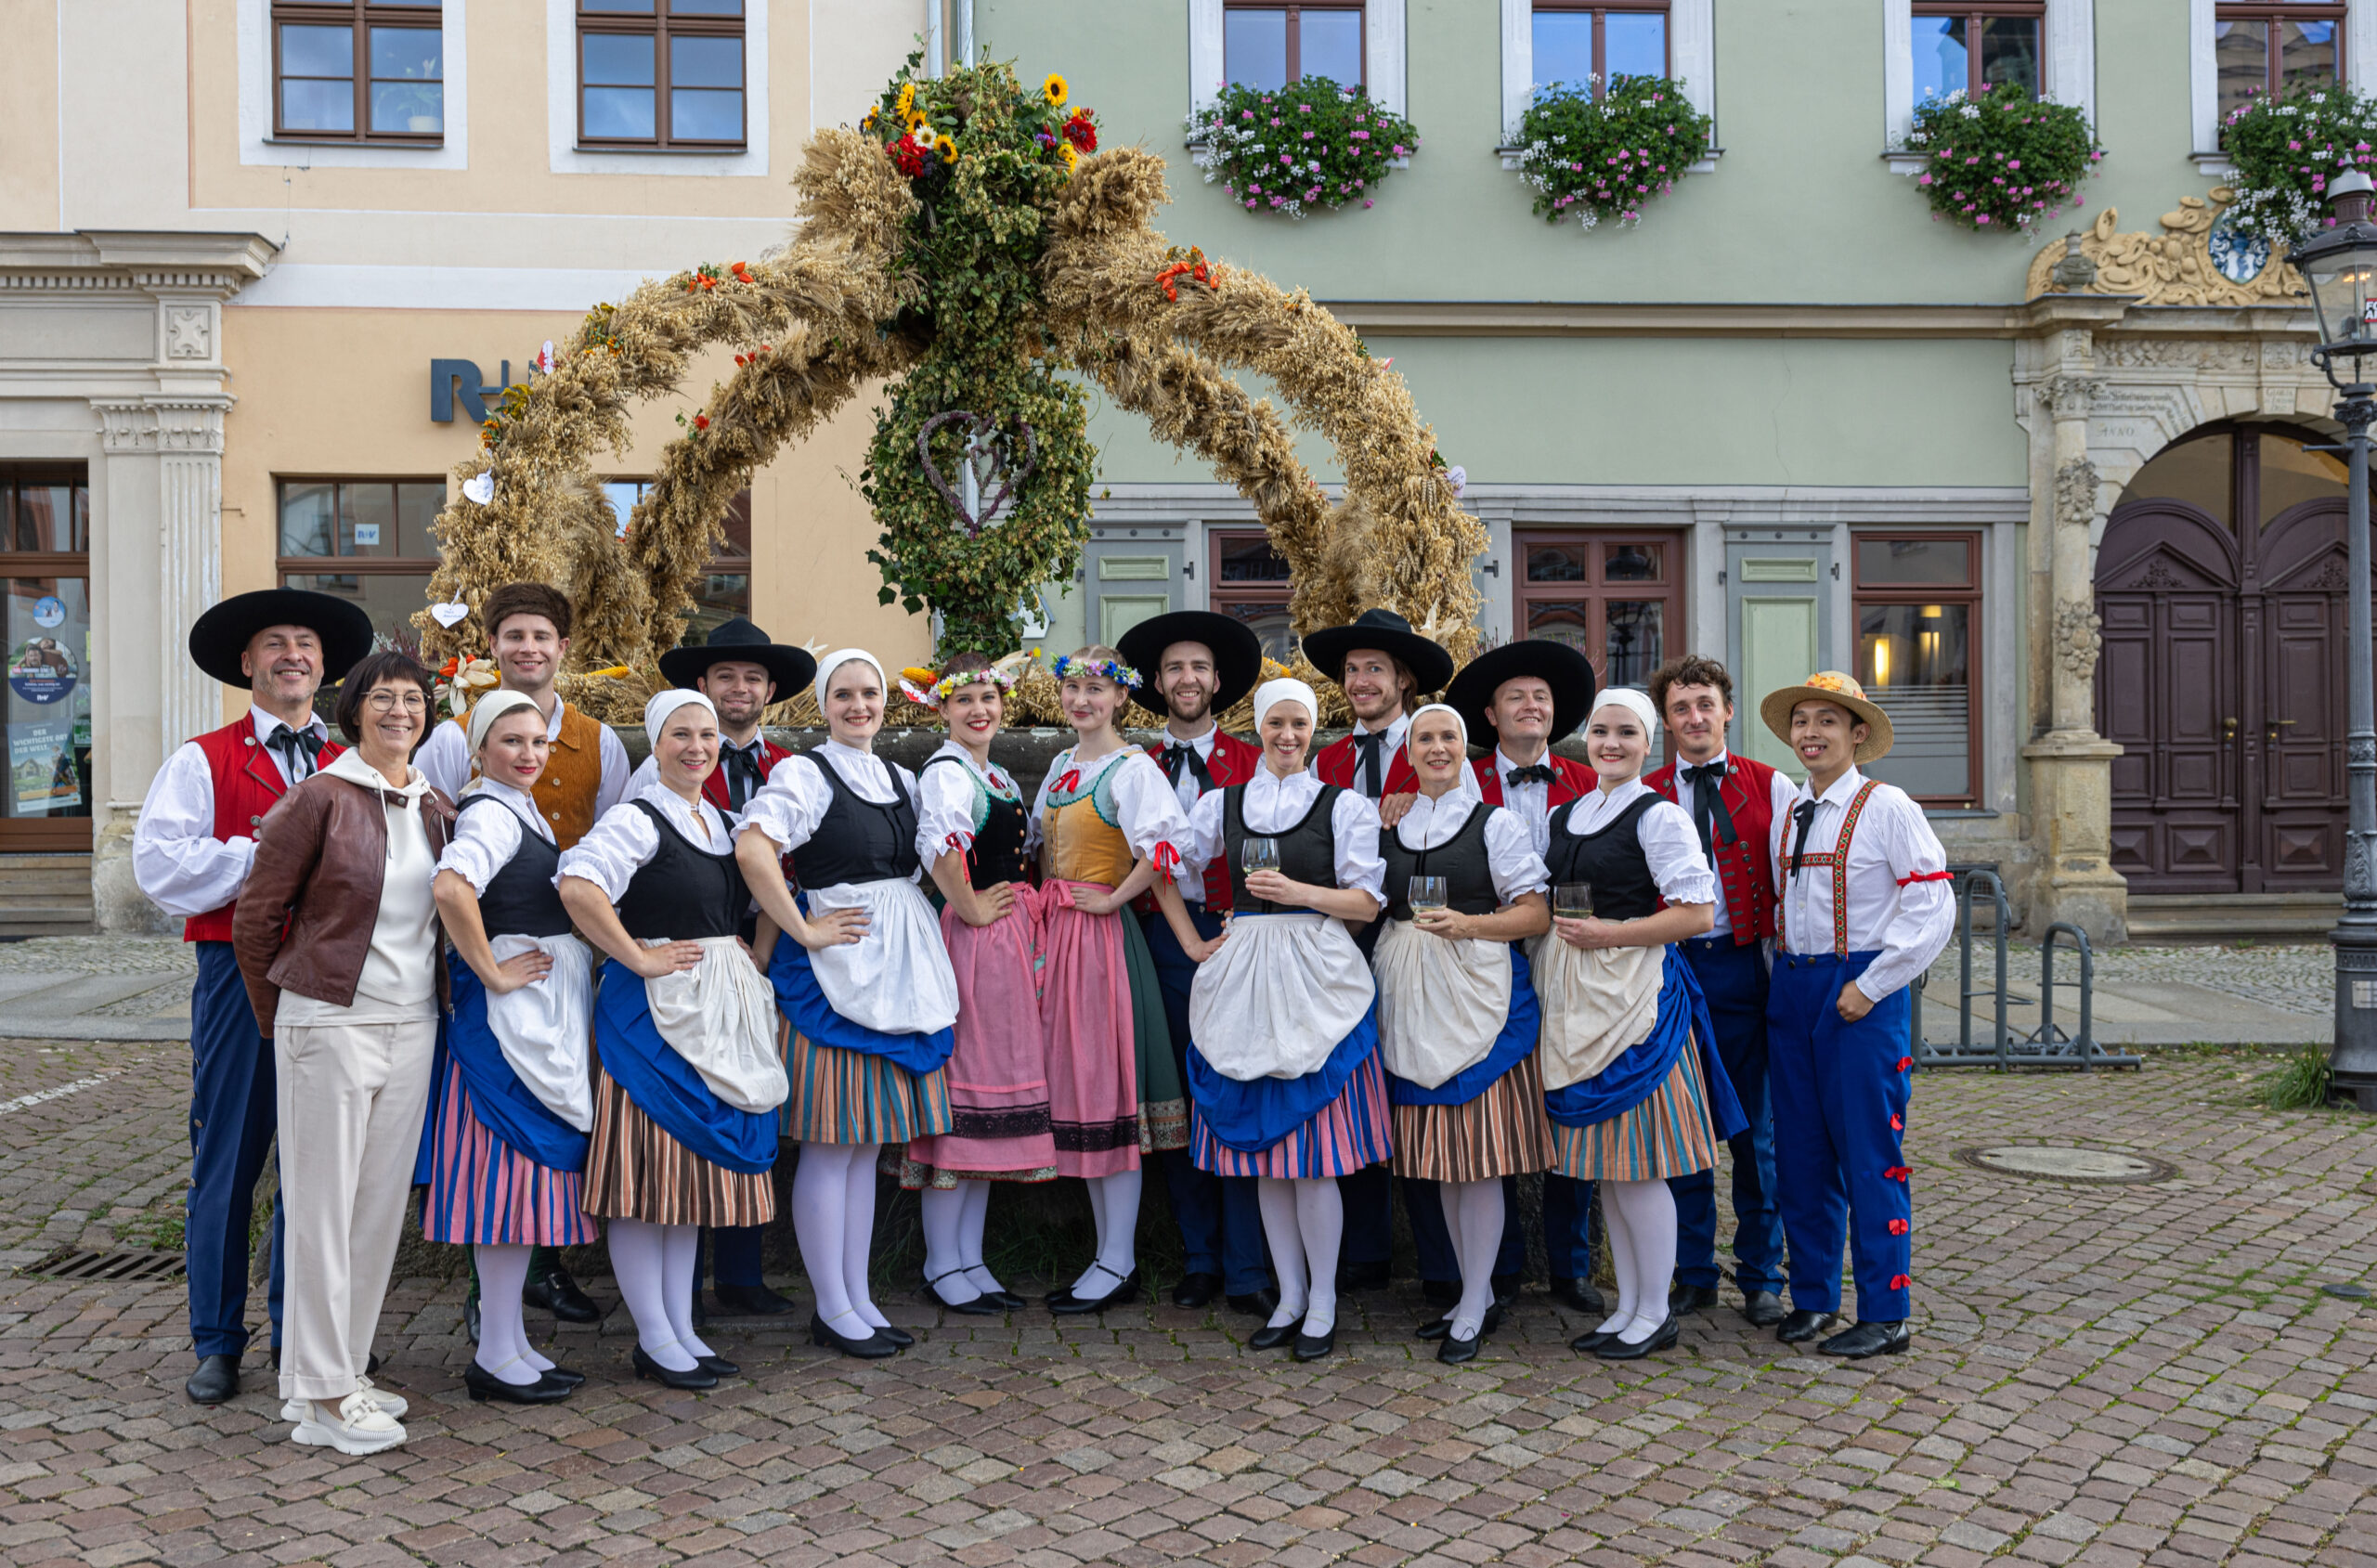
[1953,1145,2178,1186]
[17,1247,187,1282]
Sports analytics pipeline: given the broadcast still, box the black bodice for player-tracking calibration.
[615,798,745,940]
[1378,803,1500,921]
[787,751,921,888]
[1222,781,1343,915]
[922,755,1029,888]
[1542,792,1664,921]
[457,792,573,939]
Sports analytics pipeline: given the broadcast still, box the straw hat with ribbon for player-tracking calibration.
[1758,670,1894,763]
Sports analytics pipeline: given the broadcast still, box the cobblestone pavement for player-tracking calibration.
[6,1040,2377,1566]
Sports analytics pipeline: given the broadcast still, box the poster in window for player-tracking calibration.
[6,636,76,705]
[9,719,81,814]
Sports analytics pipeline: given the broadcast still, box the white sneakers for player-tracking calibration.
[280,1373,407,1426]
[290,1387,408,1455]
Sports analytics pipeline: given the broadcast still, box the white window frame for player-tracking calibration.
[545,0,769,176]
[2190,0,2375,172]
[1883,0,2094,173]
[1188,0,1408,115]
[238,0,469,170]
[1497,0,1716,165]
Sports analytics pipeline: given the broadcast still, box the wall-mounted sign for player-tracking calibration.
[430,359,513,425]
[6,637,75,705]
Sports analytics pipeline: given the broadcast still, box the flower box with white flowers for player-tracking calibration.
[1185,79,1419,219]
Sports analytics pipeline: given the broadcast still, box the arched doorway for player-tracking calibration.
[2094,421,2360,893]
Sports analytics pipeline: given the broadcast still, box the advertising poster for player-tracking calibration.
[9,720,81,815]
[6,635,76,706]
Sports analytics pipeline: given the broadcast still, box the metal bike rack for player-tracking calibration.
[1909,868,2139,1071]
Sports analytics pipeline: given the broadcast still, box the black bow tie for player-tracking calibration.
[1351,731,1387,798]
[1788,799,1820,880]
[721,740,769,811]
[266,724,320,783]
[1504,763,1554,787]
[1681,759,1739,858]
[1160,740,1214,794]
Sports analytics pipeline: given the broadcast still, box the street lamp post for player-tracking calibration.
[2296,169,2377,1111]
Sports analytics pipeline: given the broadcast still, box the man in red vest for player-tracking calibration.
[132,588,372,1406]
[1442,639,1604,1316]
[1115,611,1273,1315]
[1643,654,1799,1329]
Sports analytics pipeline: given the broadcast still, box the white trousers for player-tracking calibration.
[273,1016,436,1403]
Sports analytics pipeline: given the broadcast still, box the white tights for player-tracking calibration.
[473,1244,540,1384]
[1437,1179,1505,1341]
[792,1141,886,1338]
[608,1219,714,1372]
[1597,1178,1681,1344]
[920,1181,1011,1304]
[1069,1169,1143,1298]
[1256,1176,1344,1338]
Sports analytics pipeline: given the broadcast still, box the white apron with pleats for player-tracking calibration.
[1189,913,1373,1082]
[1371,918,1512,1090]
[799,875,962,1037]
[640,936,788,1112]
[481,932,596,1132]
[1526,936,1664,1092]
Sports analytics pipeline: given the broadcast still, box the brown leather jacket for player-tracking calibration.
[232,767,457,1030]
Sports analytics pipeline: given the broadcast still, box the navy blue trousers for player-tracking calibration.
[1142,908,1269,1294]
[1768,950,1914,1321]
[1669,937,1786,1294]
[187,942,283,1360]
[708,1225,766,1288]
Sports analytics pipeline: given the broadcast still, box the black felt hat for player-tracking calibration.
[1444,639,1601,746]
[656,616,817,697]
[1300,607,1455,697]
[188,588,375,690]
[1114,611,1266,714]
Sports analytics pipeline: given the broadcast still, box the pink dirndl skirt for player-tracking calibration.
[903,901,1059,1186]
[1188,1052,1392,1180]
[421,1058,598,1248]
[1034,882,1142,1177]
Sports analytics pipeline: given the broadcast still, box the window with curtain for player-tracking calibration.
[2216,2,2345,123]
[1222,1,1366,89]
[272,0,444,142]
[578,0,747,149]
[1910,2,2046,102]
[1852,533,1982,806]
[1530,1,1670,96]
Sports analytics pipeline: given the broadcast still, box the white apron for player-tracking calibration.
[641,936,788,1112]
[800,875,962,1037]
[482,932,596,1133]
[1371,918,1512,1091]
[1527,937,1664,1092]
[1188,913,1373,1082]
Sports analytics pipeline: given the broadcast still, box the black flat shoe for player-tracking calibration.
[1292,1328,1335,1362]
[1777,1308,1838,1344]
[1669,1283,1720,1317]
[1568,1328,1616,1354]
[1551,1277,1607,1315]
[186,1354,240,1406]
[1226,1289,1279,1319]
[976,1289,1027,1311]
[1048,1265,1138,1316]
[1741,1290,1788,1328]
[712,1283,799,1316]
[869,1323,916,1348]
[1417,1304,1503,1341]
[695,1354,740,1377]
[1171,1272,1221,1309]
[809,1314,898,1359]
[539,1364,586,1388]
[1248,1318,1304,1351]
[1437,1330,1481,1365]
[924,1273,1003,1315]
[465,1362,576,1405]
[1596,1315,1680,1360]
[630,1345,719,1389]
[1819,1319,1911,1359]
[526,1267,602,1324]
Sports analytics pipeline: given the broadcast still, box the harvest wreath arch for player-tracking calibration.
[416,60,1487,725]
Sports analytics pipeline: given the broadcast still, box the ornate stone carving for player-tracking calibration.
[2024,188,2304,307]
[90,400,154,452]
[2306,558,2351,591]
[2055,456,2099,527]
[2037,375,2099,419]
[164,306,212,360]
[2054,600,2103,681]
[2095,337,2259,370]
[2128,558,2180,590]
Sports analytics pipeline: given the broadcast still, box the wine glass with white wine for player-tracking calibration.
[1554,882,1594,922]
[1240,836,1280,913]
[1408,875,1448,916]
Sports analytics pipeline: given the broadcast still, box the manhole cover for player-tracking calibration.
[1954,1146,2176,1185]
[15,1247,187,1282]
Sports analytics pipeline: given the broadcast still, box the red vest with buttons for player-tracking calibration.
[1641,752,1781,945]
[182,717,345,944]
[1471,751,1596,810]
[1131,731,1261,913]
[1313,731,1418,798]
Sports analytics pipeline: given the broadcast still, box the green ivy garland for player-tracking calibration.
[1902,84,2099,233]
[1512,75,1712,229]
[1186,78,1419,217]
[2219,83,2377,241]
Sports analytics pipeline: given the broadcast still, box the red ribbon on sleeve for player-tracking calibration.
[943,830,974,880]
[1897,869,1956,887]
[1151,841,1182,875]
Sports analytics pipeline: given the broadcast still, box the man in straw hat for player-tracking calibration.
[133,587,372,1405]
[1759,671,1955,1358]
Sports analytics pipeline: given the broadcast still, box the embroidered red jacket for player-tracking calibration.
[1642,751,1783,945]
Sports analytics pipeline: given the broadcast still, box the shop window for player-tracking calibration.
[272,1,444,143]
[1209,529,1298,662]
[1513,531,1678,692]
[1911,2,2045,101]
[1853,533,1981,806]
[0,466,92,846]
[2217,2,2344,123]
[1224,1,1365,88]
[602,481,751,645]
[1531,2,1670,95]
[578,0,747,149]
[277,478,446,657]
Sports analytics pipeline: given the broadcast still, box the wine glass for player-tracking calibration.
[1408,875,1449,914]
[1554,883,1595,921]
[1240,837,1280,874]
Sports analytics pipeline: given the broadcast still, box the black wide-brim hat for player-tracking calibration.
[1445,639,1601,746]
[1300,606,1455,696]
[1114,610,1266,713]
[188,588,376,690]
[656,616,817,696]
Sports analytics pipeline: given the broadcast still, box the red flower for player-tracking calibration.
[1888,1274,1911,1290]
[890,136,927,177]
[1888,1218,1909,1236]
[1884,1165,1911,1182]
[1064,112,1098,152]
[693,414,709,430]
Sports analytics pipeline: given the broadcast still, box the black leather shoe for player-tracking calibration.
[810,1314,898,1359]
[712,1283,799,1316]
[630,1345,719,1389]
[1336,1260,1391,1292]
[1421,1278,1461,1307]
[1777,1308,1838,1343]
[1048,1266,1139,1315]
[925,1273,1004,1315]
[1669,1283,1721,1317]
[526,1266,601,1324]
[1568,1328,1615,1354]
[186,1354,240,1405]
[465,1362,576,1405]
[539,1364,586,1389]
[1248,1318,1304,1351]
[1416,1304,1503,1341]
[1292,1328,1335,1362]
[1172,1272,1221,1309]
[463,1295,482,1343]
[870,1323,916,1348]
[1437,1330,1482,1365]
[977,1289,1028,1311]
[1596,1315,1680,1360]
[1741,1290,1788,1328]
[1226,1289,1279,1319]
[695,1354,741,1377]
[1819,1319,1911,1359]
[1551,1277,1606,1315]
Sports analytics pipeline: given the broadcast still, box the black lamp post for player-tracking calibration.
[2295,169,2377,1110]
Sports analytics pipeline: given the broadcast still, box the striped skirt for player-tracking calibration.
[1190,1052,1392,1180]
[784,1030,955,1147]
[581,1069,776,1226]
[1392,1054,1556,1184]
[421,1058,598,1248]
[1552,1037,1721,1183]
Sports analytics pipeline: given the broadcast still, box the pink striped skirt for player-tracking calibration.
[421,1058,598,1248]
[1552,1036,1721,1182]
[903,901,1058,1187]
[1035,884,1142,1177]
[1189,1052,1392,1180]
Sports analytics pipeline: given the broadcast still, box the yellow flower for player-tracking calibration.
[1060,143,1080,172]
[862,106,877,131]
[938,137,959,164]
[895,82,915,116]
[1043,73,1068,107]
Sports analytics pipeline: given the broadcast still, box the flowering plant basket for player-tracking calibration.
[1186,78,1418,217]
[1902,84,2098,232]
[2218,84,2377,242]
[1512,75,1712,229]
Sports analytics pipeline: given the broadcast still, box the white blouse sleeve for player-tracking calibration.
[554,801,660,902]
[1182,785,1227,875]
[131,740,256,918]
[595,724,631,819]
[1858,786,1957,1004]
[1638,797,1717,905]
[436,799,525,896]
[1329,789,1387,905]
[1111,752,1190,864]
[414,719,472,805]
[915,759,981,867]
[1481,807,1551,905]
[736,753,830,851]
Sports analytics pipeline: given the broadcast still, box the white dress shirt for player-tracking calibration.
[132,708,331,920]
[1150,723,1223,817]
[1389,793,1549,906]
[915,742,1021,867]
[1337,711,1410,799]
[416,695,630,822]
[1183,764,1386,905]
[1024,745,1190,866]
[1489,746,1559,857]
[736,741,923,884]
[1560,779,1718,907]
[1769,765,1956,1003]
[436,779,556,895]
[556,781,734,902]
[1670,749,1800,939]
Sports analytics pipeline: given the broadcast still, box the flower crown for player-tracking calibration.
[1050,654,1142,689]
[899,662,1020,707]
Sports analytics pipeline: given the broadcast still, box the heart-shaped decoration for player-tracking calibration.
[916,411,1037,537]
[429,600,471,628]
[462,470,494,505]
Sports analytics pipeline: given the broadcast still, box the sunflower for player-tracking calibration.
[862,106,878,131]
[1043,73,1068,107]
[895,81,916,116]
[938,136,959,164]
[1060,142,1080,173]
